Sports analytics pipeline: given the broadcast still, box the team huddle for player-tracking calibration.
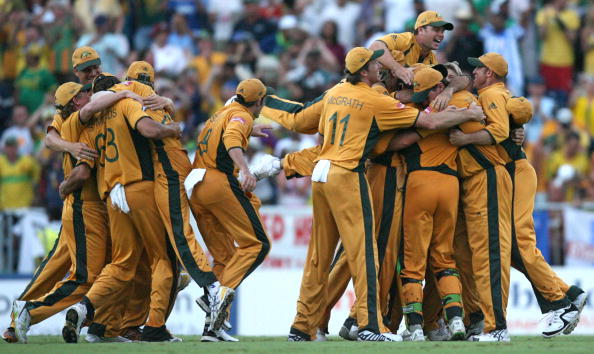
[4,10,589,344]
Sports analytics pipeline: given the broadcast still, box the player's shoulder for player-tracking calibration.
[450,90,477,107]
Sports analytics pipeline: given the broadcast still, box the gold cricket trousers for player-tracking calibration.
[190,168,270,289]
[401,170,462,324]
[461,165,512,332]
[506,159,570,312]
[86,180,176,328]
[318,158,403,332]
[25,196,108,325]
[290,165,386,340]
[154,144,217,287]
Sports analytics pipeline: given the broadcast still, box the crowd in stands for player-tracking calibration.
[0,0,593,214]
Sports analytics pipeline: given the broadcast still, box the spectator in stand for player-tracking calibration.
[38,0,79,82]
[276,15,301,53]
[233,0,278,53]
[167,0,212,36]
[207,0,243,44]
[285,49,337,101]
[580,6,594,76]
[147,22,190,77]
[320,0,362,49]
[536,0,580,106]
[547,130,589,202]
[571,75,594,138]
[0,105,35,156]
[168,13,195,56]
[202,61,240,113]
[76,15,129,77]
[129,0,168,52]
[73,0,124,34]
[230,32,263,80]
[320,20,346,70]
[14,46,56,115]
[0,137,40,210]
[189,32,228,85]
[444,6,485,73]
[525,77,556,145]
[477,6,526,95]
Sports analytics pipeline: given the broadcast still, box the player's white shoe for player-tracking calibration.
[541,304,579,337]
[448,316,466,340]
[357,330,402,342]
[470,329,510,342]
[12,300,29,344]
[249,154,281,180]
[63,303,87,343]
[85,334,132,343]
[427,318,450,341]
[314,329,328,341]
[208,283,235,331]
[201,329,239,342]
[195,294,232,331]
[407,324,425,341]
[565,291,589,335]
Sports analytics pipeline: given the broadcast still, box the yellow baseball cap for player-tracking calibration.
[236,78,268,103]
[126,61,155,86]
[411,67,445,103]
[345,47,384,74]
[72,46,101,71]
[415,11,454,30]
[467,52,508,77]
[506,96,533,125]
[55,82,83,108]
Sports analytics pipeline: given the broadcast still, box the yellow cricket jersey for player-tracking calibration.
[55,112,102,202]
[316,82,419,171]
[450,91,506,178]
[377,32,437,66]
[109,81,155,97]
[0,154,40,209]
[193,101,253,175]
[78,98,153,200]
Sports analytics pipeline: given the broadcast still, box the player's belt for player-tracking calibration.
[370,152,393,166]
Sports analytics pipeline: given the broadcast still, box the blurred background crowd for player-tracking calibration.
[0,0,593,269]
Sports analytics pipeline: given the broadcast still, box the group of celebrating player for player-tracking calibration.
[4,9,589,344]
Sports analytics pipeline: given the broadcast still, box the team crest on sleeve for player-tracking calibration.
[123,81,133,86]
[230,117,246,124]
[488,102,497,109]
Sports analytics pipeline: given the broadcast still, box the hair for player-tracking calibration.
[443,61,463,76]
[59,97,79,119]
[321,20,339,45]
[92,74,121,93]
[236,94,258,107]
[345,61,370,85]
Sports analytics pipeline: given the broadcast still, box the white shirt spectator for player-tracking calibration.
[0,126,34,156]
[320,0,362,48]
[480,23,525,96]
[383,0,415,33]
[150,42,190,76]
[76,32,129,77]
[208,0,243,42]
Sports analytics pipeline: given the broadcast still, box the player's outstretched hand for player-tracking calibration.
[511,127,525,146]
[68,142,98,161]
[251,124,272,138]
[144,94,169,110]
[240,168,257,192]
[168,122,183,138]
[123,90,144,104]
[467,102,486,122]
[432,88,453,112]
[449,128,467,147]
[392,66,414,86]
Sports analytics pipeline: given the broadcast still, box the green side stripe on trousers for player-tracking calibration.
[226,174,270,286]
[155,143,217,287]
[486,168,505,329]
[358,171,379,333]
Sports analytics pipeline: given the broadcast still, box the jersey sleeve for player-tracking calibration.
[261,94,324,135]
[60,111,84,142]
[120,98,150,129]
[376,32,413,52]
[47,113,64,134]
[480,91,510,144]
[77,127,96,169]
[374,95,420,131]
[223,113,253,151]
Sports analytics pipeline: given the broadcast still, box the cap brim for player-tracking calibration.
[431,21,454,30]
[75,58,101,71]
[370,49,384,61]
[81,83,92,92]
[467,57,485,68]
[411,90,430,104]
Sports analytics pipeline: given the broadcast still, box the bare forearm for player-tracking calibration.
[81,91,127,122]
[60,166,90,197]
[387,131,421,151]
[417,110,474,130]
[462,130,495,145]
[45,129,73,153]
[370,40,401,72]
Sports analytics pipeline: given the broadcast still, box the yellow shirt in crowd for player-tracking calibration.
[0,155,40,209]
[536,7,580,67]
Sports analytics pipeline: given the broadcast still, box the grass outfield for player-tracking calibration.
[1,336,593,353]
